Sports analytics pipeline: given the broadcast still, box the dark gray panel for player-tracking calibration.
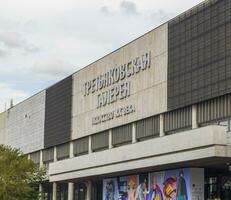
[56,143,70,160]
[168,0,231,110]
[73,137,89,156]
[136,115,159,140]
[42,148,54,163]
[197,93,231,125]
[44,76,72,148]
[30,151,40,164]
[91,131,109,152]
[164,106,192,134]
[112,124,132,146]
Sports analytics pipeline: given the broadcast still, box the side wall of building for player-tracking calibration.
[0,112,6,144]
[5,91,46,154]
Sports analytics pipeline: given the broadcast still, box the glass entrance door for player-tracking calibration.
[57,183,68,200]
[42,182,53,200]
[74,183,87,200]
[205,175,231,200]
[92,180,103,200]
[221,176,231,200]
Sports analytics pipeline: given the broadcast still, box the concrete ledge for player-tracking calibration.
[227,132,231,145]
[49,125,228,182]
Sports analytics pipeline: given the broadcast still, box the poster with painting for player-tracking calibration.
[103,169,191,200]
[166,169,190,200]
[135,173,149,200]
[118,175,139,200]
[148,171,165,200]
[127,176,138,200]
[118,176,127,200]
[104,175,139,200]
[103,178,119,200]
[148,169,190,200]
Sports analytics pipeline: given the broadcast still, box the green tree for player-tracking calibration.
[0,144,46,200]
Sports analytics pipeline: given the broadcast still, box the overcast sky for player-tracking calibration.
[0,0,203,112]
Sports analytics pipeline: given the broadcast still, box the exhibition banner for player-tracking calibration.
[103,168,192,200]
[149,169,190,200]
[103,178,119,200]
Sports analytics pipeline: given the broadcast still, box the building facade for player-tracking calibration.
[0,0,231,199]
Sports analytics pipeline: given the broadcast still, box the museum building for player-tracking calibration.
[1,0,231,199]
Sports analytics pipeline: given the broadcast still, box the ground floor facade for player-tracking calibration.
[42,166,231,200]
[45,123,231,200]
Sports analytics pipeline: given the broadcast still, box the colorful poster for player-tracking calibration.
[148,171,165,200]
[117,175,139,200]
[127,176,138,200]
[136,173,149,200]
[149,169,190,200]
[118,176,127,200]
[103,169,191,200]
[167,169,189,200]
[103,178,119,200]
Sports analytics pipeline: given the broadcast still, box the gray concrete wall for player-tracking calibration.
[5,91,46,154]
[190,168,204,200]
[72,23,168,139]
[49,125,229,182]
[0,112,6,144]
[228,131,231,145]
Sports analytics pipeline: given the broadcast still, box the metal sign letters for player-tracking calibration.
[83,52,151,125]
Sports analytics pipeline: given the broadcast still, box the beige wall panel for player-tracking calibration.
[72,24,168,139]
[5,91,46,154]
[0,112,6,144]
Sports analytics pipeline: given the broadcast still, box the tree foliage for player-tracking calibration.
[0,145,46,200]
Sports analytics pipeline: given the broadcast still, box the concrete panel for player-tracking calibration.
[0,112,6,144]
[49,125,230,181]
[5,91,46,154]
[72,24,168,139]
[49,147,227,182]
[190,168,204,200]
[228,132,231,145]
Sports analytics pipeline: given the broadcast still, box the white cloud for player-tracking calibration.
[0,49,7,57]
[0,32,24,48]
[120,0,138,15]
[31,58,74,77]
[150,10,174,23]
[0,31,39,55]
[100,6,110,15]
[0,83,29,112]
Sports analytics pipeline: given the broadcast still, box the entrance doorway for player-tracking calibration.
[92,180,103,200]
[74,183,87,200]
[205,175,231,200]
[42,182,53,200]
[57,183,68,200]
